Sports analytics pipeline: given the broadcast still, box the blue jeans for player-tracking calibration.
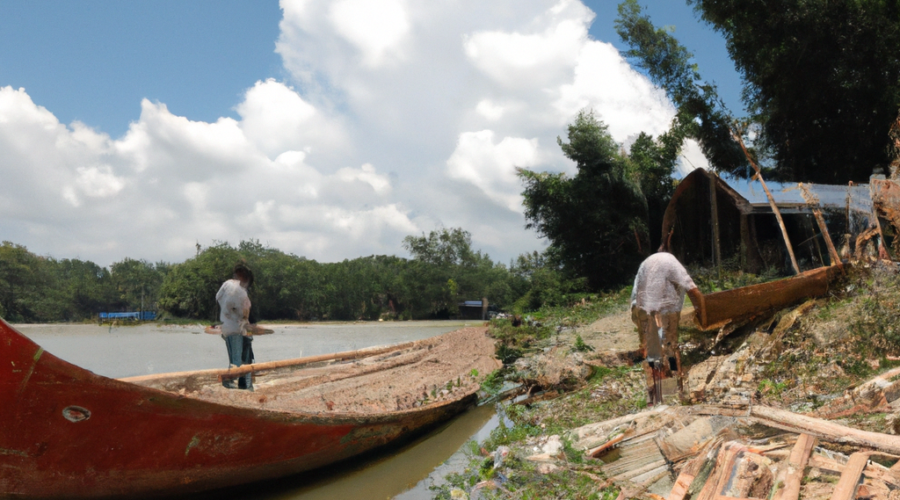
[223,334,253,389]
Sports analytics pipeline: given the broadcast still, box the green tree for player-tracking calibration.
[508,250,584,311]
[0,242,53,322]
[401,228,514,317]
[402,228,477,317]
[687,0,900,183]
[519,109,649,290]
[54,259,116,320]
[110,258,169,313]
[157,243,242,320]
[625,131,680,250]
[616,0,748,177]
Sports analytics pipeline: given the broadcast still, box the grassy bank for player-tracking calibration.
[433,263,900,499]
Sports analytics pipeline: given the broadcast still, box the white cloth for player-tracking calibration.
[216,279,251,336]
[630,253,696,315]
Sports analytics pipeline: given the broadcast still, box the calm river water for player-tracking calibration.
[14,321,501,499]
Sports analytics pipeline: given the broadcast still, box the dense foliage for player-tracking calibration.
[616,0,749,177]
[518,109,680,289]
[0,241,168,323]
[689,0,900,183]
[619,0,900,183]
[157,232,524,322]
[0,230,587,323]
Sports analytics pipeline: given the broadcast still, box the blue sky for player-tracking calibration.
[0,1,741,137]
[0,0,738,266]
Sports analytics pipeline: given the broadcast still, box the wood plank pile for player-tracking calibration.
[569,398,900,500]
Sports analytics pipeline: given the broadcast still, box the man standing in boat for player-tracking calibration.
[216,262,255,390]
[630,251,704,406]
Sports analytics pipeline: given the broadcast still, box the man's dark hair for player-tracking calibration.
[233,262,254,288]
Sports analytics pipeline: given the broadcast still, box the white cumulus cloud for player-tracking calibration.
[0,0,695,267]
[447,131,540,212]
[329,0,411,67]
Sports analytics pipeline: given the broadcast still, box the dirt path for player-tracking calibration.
[573,309,639,352]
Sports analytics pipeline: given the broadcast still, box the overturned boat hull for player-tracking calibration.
[699,265,844,330]
[0,319,490,498]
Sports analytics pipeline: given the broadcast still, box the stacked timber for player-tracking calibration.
[569,399,900,500]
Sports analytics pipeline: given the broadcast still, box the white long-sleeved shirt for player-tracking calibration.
[630,252,696,314]
[216,279,251,336]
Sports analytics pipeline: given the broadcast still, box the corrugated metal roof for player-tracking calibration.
[726,177,873,214]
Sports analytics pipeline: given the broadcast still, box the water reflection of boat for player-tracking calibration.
[0,319,498,499]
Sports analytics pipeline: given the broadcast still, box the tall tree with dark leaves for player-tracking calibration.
[688,0,900,183]
[627,131,680,249]
[616,0,748,177]
[519,109,649,290]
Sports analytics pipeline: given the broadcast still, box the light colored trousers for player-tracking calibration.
[632,307,683,405]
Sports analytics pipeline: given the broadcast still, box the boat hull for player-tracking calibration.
[0,319,476,499]
[699,265,843,329]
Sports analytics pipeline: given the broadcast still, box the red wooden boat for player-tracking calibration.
[0,319,498,498]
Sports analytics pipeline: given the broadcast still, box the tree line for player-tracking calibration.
[0,230,583,323]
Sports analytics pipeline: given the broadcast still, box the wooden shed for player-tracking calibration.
[660,169,876,274]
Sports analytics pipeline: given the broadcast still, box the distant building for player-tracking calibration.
[661,168,879,273]
[458,298,489,320]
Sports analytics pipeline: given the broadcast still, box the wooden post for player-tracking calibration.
[871,210,892,260]
[797,183,841,266]
[708,170,723,278]
[812,209,841,266]
[739,214,749,271]
[732,133,800,275]
[772,433,817,500]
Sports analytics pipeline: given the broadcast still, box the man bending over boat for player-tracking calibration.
[216,262,255,390]
[630,252,704,406]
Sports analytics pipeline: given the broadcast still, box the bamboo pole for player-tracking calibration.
[587,432,627,458]
[732,133,801,274]
[119,339,422,384]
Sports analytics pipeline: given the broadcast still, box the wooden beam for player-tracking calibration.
[696,442,746,500]
[812,209,841,266]
[772,433,817,500]
[830,452,869,500]
[732,132,800,274]
[695,404,900,455]
[120,339,422,384]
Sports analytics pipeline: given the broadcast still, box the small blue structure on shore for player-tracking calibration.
[99,311,156,321]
